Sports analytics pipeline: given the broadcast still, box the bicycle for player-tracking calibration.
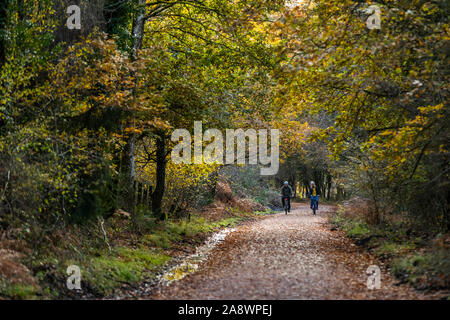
[311,196,319,215]
[282,196,290,215]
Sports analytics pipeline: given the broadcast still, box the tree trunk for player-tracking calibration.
[148,186,152,207]
[135,181,143,204]
[120,0,146,215]
[326,174,332,201]
[336,187,342,201]
[121,134,136,213]
[0,0,8,67]
[209,168,220,199]
[291,175,297,198]
[131,0,146,59]
[152,134,167,221]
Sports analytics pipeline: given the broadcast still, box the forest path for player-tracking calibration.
[150,203,432,299]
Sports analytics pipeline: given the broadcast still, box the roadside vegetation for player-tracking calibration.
[0,186,275,299]
[332,200,449,292]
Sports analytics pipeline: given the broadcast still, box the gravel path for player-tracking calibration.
[151,203,435,300]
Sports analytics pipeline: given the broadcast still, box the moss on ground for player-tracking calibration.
[0,280,38,299]
[142,216,243,250]
[391,248,450,290]
[81,247,170,295]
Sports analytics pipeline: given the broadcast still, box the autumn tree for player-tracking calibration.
[273,0,449,229]
[117,0,286,219]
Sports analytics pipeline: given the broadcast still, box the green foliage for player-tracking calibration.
[0,281,38,300]
[1,0,447,298]
[144,233,172,249]
[392,249,450,289]
[143,215,242,249]
[104,0,134,51]
[221,166,279,206]
[346,222,372,239]
[84,247,170,295]
[375,242,416,257]
[274,0,449,231]
[333,207,449,290]
[0,0,285,232]
[71,166,118,223]
[25,210,254,298]
[333,208,372,239]
[254,209,276,216]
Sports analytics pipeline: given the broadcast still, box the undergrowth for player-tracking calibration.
[1,208,274,299]
[332,204,450,292]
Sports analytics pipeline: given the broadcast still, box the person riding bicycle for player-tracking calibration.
[307,181,320,212]
[280,181,293,213]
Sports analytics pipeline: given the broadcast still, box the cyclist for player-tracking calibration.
[280,181,293,213]
[307,181,320,214]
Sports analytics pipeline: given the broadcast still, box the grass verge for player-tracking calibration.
[1,207,274,299]
[332,204,449,293]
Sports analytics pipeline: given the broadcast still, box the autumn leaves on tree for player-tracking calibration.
[0,0,448,234]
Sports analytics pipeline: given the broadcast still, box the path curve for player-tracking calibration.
[151,203,434,300]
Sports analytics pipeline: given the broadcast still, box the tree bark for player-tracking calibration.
[0,0,8,67]
[121,134,136,213]
[152,134,167,221]
[131,0,146,60]
[336,187,342,201]
[120,0,146,215]
[326,174,332,201]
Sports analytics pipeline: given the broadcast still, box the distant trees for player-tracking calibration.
[0,0,287,235]
[271,0,449,231]
[119,0,286,219]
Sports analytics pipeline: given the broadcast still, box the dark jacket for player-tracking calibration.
[280,185,293,197]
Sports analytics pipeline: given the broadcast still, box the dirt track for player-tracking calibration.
[151,203,435,300]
